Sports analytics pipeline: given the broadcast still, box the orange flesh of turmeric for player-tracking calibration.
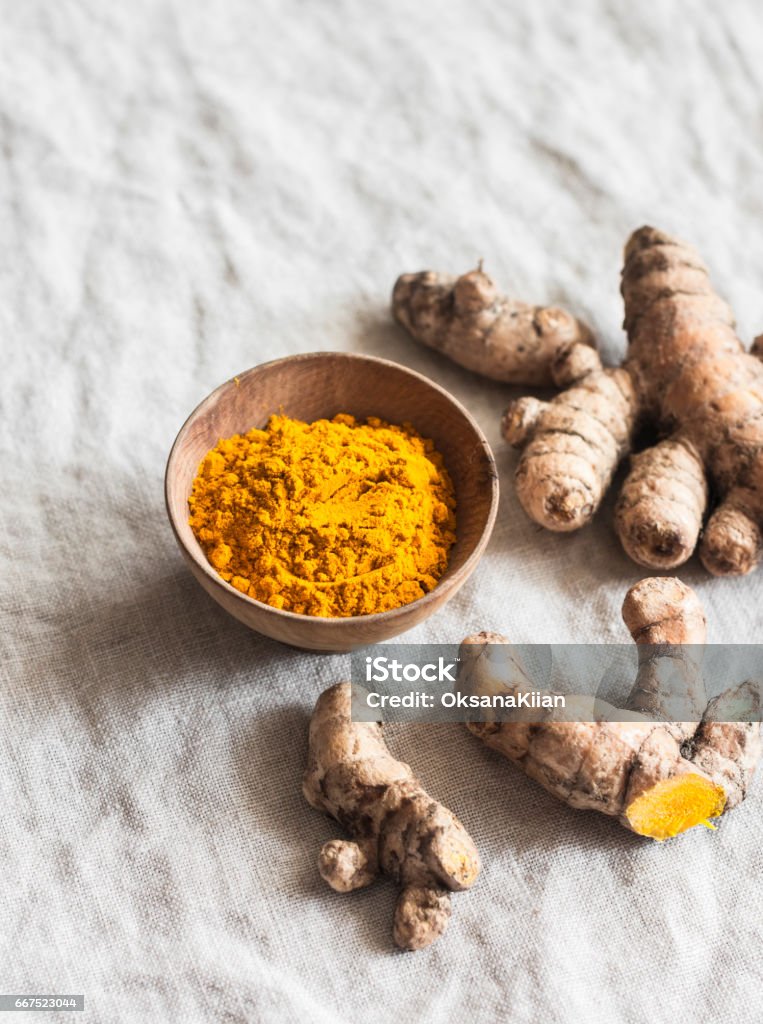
[625,774,726,840]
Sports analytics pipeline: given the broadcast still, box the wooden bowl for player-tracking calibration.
[165,352,498,650]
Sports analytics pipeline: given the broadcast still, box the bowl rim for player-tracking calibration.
[165,350,499,626]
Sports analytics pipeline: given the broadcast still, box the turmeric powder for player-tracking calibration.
[188,413,456,617]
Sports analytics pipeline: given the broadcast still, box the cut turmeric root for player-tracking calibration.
[461,578,761,840]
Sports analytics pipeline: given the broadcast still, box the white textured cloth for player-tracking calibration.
[3,2,763,1021]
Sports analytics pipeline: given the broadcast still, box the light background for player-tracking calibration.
[2,1,763,1021]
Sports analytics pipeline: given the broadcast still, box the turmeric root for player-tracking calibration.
[504,226,763,575]
[460,578,761,840]
[392,264,594,386]
[303,682,480,950]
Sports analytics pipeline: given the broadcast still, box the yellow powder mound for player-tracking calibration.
[188,413,457,617]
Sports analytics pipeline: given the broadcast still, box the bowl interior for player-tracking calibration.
[167,352,497,618]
